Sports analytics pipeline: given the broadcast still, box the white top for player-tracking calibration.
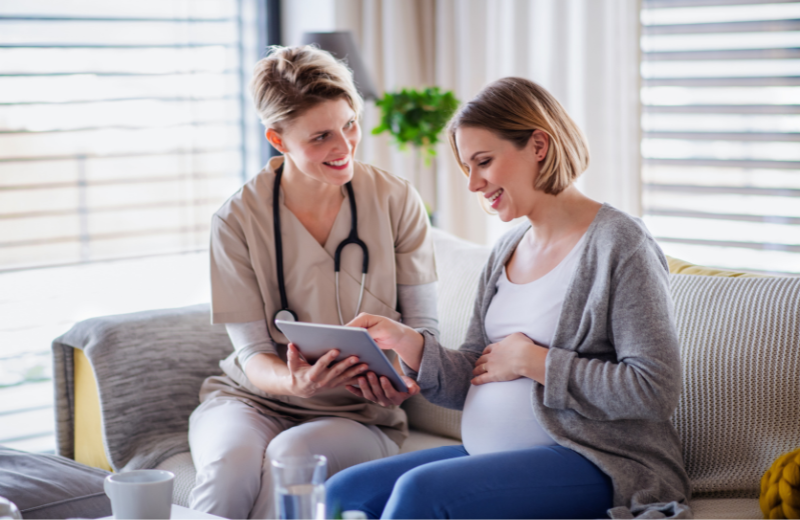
[461,234,586,455]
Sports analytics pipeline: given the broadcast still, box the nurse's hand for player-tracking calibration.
[286,343,370,398]
[347,313,425,372]
[471,332,548,386]
[345,373,420,407]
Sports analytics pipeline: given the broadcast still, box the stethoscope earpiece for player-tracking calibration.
[272,163,369,327]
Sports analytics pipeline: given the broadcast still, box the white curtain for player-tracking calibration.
[286,0,641,245]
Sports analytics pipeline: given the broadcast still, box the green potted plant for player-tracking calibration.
[372,86,459,160]
[372,87,459,223]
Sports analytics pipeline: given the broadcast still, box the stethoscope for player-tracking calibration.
[272,163,370,327]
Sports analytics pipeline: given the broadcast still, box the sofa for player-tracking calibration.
[52,227,800,519]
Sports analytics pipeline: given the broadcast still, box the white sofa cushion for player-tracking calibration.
[401,229,489,440]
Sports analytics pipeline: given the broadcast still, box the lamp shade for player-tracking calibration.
[301,31,378,100]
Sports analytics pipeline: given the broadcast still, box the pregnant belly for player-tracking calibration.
[461,378,557,456]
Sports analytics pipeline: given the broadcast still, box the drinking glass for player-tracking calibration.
[271,455,327,520]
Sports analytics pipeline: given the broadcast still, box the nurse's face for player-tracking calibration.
[269,97,361,187]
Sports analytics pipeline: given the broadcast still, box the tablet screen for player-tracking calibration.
[274,320,409,393]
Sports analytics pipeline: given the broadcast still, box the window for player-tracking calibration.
[0,0,265,452]
[640,0,800,274]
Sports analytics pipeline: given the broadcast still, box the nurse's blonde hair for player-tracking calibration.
[446,77,589,196]
[250,45,364,131]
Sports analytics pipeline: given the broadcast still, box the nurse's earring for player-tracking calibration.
[266,128,287,154]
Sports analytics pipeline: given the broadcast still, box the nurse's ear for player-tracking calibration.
[266,128,288,154]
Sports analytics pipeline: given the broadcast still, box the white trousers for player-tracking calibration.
[188,396,399,520]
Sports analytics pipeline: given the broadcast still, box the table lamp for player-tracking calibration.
[301,31,378,100]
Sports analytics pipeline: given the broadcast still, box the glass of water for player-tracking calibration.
[271,455,327,520]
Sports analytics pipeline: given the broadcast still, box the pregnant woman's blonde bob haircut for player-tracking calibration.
[250,45,363,130]
[447,77,589,196]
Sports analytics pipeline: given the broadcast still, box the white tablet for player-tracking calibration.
[274,320,409,393]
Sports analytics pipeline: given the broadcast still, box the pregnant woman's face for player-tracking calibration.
[456,126,549,222]
[269,97,362,187]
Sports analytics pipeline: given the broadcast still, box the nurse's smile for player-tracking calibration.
[324,157,350,170]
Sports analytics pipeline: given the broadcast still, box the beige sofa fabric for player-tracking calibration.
[401,229,489,440]
[670,274,800,498]
[690,497,763,519]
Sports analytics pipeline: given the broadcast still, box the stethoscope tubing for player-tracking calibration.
[273,162,369,326]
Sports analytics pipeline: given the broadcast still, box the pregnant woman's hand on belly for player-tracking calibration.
[286,343,370,398]
[472,332,548,386]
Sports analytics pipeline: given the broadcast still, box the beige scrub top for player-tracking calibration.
[206,156,437,447]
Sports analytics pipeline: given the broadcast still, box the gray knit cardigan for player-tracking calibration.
[409,204,692,519]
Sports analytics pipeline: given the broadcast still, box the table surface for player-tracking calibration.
[100,504,226,519]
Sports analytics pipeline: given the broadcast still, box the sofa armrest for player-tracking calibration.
[52,303,232,472]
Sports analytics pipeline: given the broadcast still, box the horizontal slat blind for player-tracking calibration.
[641,0,800,274]
[0,0,262,453]
[0,1,259,272]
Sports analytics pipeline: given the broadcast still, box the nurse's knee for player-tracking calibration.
[196,439,266,481]
[266,428,316,461]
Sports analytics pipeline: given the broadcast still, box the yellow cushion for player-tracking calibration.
[761,448,800,519]
[74,349,113,472]
[666,256,766,278]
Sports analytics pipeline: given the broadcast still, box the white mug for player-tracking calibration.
[104,469,174,520]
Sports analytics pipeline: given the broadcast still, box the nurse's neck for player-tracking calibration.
[280,156,345,246]
[281,157,344,208]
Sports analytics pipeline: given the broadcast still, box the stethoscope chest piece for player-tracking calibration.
[272,163,369,328]
[273,308,298,324]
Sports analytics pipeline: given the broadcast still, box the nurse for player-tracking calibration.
[187,45,439,520]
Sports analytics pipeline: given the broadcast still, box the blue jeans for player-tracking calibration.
[326,445,613,519]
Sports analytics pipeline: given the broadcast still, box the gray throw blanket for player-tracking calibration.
[52,303,232,471]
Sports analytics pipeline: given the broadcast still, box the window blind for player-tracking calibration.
[0,0,261,272]
[0,0,263,453]
[640,0,800,274]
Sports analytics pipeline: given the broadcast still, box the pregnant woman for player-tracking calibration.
[327,77,691,519]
